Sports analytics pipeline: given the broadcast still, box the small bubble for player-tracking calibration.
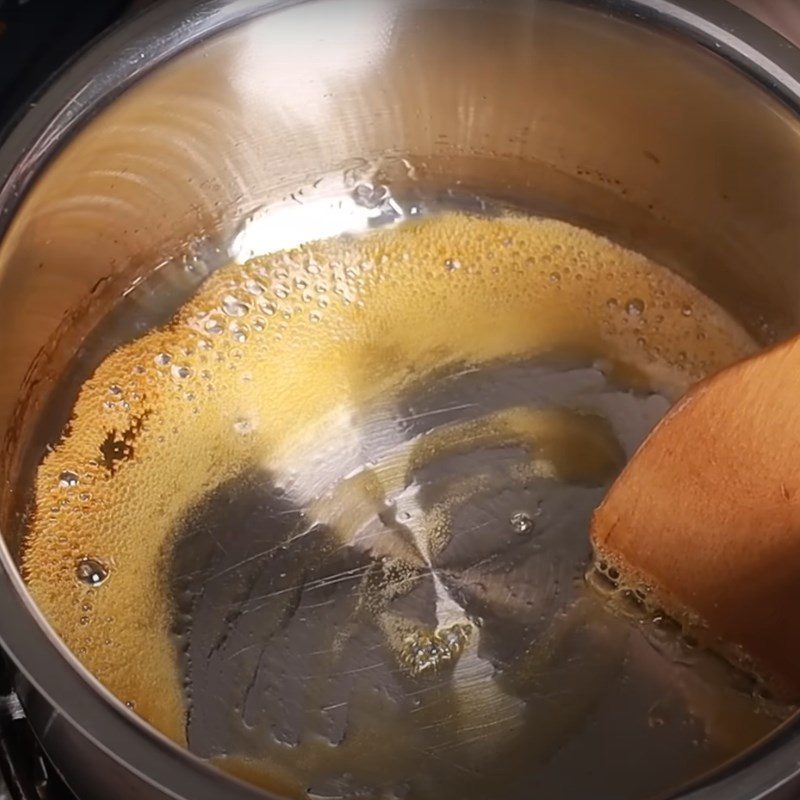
[58,471,79,488]
[681,305,693,317]
[648,707,667,728]
[309,311,322,323]
[252,317,266,332]
[353,182,389,209]
[108,384,122,396]
[244,279,265,295]
[221,295,249,317]
[154,353,171,367]
[233,417,254,435]
[549,272,560,283]
[626,298,645,316]
[445,258,461,272]
[204,319,223,335]
[230,323,248,343]
[259,299,277,316]
[76,557,109,587]
[510,511,534,535]
[171,365,192,380]
[607,298,618,310]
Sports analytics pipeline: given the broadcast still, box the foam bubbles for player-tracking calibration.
[22,212,756,747]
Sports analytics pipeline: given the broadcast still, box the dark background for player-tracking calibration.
[0,0,157,133]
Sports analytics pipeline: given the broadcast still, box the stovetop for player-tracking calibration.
[0,655,72,800]
[0,0,799,799]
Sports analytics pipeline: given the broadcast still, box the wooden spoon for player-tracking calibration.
[591,335,800,695]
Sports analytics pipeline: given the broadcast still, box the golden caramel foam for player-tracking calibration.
[22,213,755,743]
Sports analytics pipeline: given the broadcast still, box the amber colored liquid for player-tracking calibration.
[22,210,785,800]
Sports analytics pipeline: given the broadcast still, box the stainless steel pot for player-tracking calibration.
[2,1,800,798]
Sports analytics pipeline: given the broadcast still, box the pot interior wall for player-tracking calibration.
[1,0,800,539]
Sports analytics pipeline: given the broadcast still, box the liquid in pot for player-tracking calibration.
[20,203,789,799]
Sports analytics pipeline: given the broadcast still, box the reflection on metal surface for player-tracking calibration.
[732,1,800,46]
[3,2,800,800]
[21,201,779,799]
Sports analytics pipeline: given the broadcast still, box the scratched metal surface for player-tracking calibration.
[0,1,798,799]
[168,352,755,800]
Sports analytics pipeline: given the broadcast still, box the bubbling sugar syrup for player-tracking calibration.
[19,168,790,800]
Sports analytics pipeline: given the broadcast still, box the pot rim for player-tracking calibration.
[0,1,798,799]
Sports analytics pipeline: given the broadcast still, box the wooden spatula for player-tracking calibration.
[591,335,800,695]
